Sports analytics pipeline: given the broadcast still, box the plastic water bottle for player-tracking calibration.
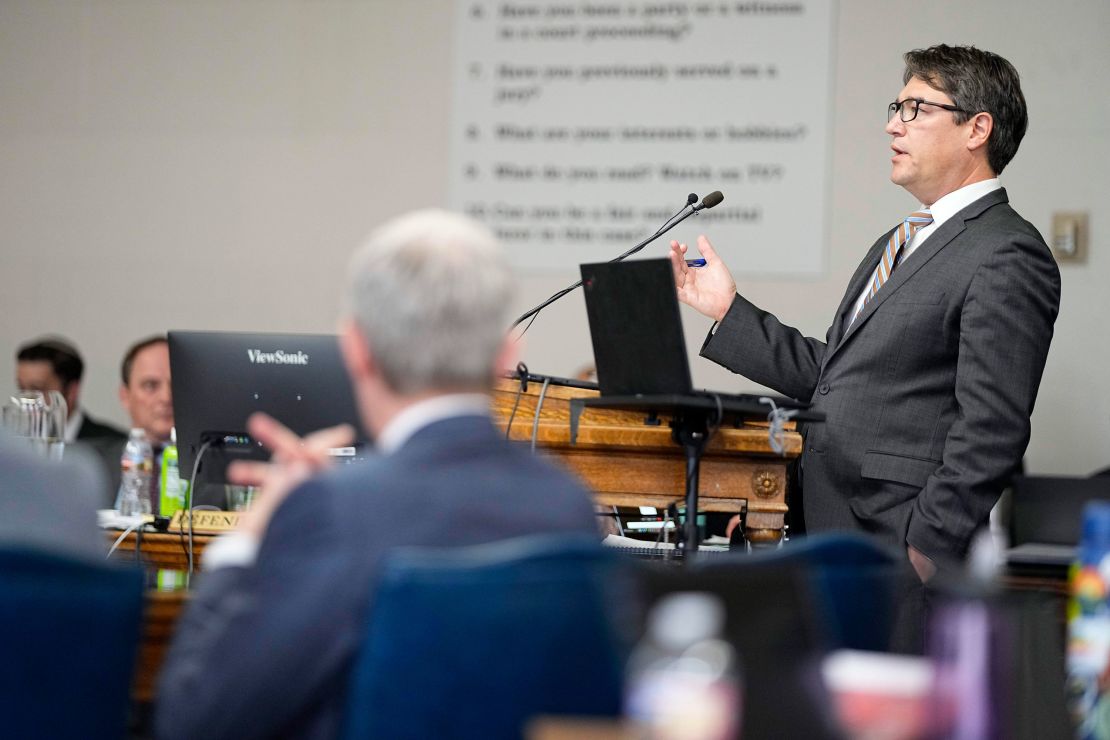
[1067,501,1110,739]
[625,592,741,740]
[159,427,188,518]
[116,428,154,517]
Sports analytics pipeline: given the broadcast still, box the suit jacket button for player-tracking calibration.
[818,383,830,395]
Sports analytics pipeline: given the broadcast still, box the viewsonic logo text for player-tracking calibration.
[247,349,309,365]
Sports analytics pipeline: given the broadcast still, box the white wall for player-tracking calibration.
[1,0,1106,474]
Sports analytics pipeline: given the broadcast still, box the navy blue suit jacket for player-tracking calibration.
[155,414,599,740]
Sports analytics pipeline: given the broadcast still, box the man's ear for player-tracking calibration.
[339,318,375,383]
[491,332,519,381]
[118,383,129,408]
[967,111,994,154]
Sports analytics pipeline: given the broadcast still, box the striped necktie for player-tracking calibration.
[850,209,933,325]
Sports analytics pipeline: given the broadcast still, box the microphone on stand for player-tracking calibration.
[511,190,725,334]
[694,190,724,212]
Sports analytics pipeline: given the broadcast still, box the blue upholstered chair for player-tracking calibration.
[340,535,628,740]
[742,531,901,652]
[0,548,145,740]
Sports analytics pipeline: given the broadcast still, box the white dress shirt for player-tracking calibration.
[848,178,1002,321]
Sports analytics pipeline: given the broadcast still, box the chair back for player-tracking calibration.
[0,548,145,740]
[341,534,627,740]
[748,532,900,652]
[642,553,843,739]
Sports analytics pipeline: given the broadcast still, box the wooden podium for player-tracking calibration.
[490,377,802,545]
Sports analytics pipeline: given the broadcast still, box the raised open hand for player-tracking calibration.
[227,412,356,538]
[668,235,737,322]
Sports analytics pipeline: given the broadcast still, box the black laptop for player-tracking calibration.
[578,258,812,417]
[1007,475,1110,566]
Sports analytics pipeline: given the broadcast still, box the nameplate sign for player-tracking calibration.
[169,510,243,533]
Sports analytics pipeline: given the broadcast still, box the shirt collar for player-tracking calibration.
[376,393,491,454]
[64,407,83,443]
[925,178,1001,229]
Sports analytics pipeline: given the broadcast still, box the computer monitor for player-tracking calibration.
[1008,475,1110,555]
[169,330,367,484]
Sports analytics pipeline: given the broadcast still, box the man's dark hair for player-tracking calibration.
[121,335,168,386]
[903,44,1027,174]
[16,337,84,386]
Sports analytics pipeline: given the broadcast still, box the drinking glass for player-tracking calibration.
[225,485,257,512]
[2,390,67,459]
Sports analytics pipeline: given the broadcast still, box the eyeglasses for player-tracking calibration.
[887,97,968,123]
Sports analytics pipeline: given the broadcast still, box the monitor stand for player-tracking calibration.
[572,394,739,554]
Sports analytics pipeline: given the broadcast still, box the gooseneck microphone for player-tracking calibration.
[511,190,725,334]
[695,190,724,211]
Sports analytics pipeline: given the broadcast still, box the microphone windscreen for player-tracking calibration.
[701,191,724,209]
[686,193,699,206]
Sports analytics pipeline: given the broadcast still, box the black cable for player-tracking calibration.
[515,310,541,339]
[707,392,725,441]
[177,510,188,566]
[184,439,215,584]
[504,363,528,439]
[510,198,701,338]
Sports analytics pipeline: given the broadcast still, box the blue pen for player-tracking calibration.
[686,259,707,268]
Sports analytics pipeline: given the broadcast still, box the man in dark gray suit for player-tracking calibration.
[670,45,1059,649]
[16,337,127,505]
[155,210,599,740]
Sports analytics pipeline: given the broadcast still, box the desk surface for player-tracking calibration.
[108,529,214,572]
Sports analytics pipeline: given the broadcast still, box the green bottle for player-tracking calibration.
[159,427,189,517]
[155,569,187,591]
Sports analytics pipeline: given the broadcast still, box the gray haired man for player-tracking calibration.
[156,210,598,740]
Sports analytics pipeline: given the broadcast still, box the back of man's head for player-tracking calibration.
[903,44,1027,175]
[345,209,514,395]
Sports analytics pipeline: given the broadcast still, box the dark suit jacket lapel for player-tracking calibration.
[827,229,895,351]
[827,188,1010,362]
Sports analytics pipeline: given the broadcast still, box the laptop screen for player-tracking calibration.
[1010,475,1110,547]
[579,258,693,397]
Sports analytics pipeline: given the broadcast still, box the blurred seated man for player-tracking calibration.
[118,335,174,447]
[16,337,126,504]
[155,210,599,740]
[109,335,175,509]
[0,427,105,559]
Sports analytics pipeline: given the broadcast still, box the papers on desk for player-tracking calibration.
[602,534,731,552]
[604,534,676,551]
[97,509,151,530]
